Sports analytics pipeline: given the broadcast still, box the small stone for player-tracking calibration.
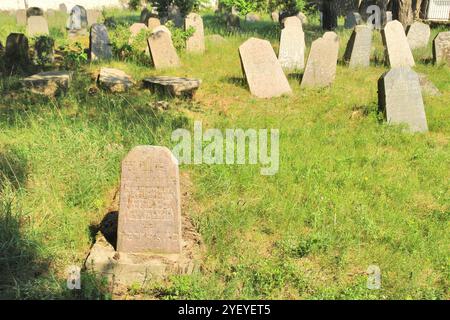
[98,68,134,93]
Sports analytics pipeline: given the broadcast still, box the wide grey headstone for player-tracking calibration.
[378,67,428,133]
[278,16,305,71]
[344,12,362,29]
[185,13,205,53]
[344,25,373,68]
[406,21,431,50]
[117,146,182,254]
[147,29,180,69]
[433,31,450,65]
[382,20,415,68]
[26,16,49,37]
[67,5,88,31]
[143,76,201,98]
[239,37,292,98]
[301,32,339,88]
[89,24,112,61]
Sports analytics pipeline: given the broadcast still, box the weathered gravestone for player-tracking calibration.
[67,5,88,33]
[278,16,305,71]
[89,24,112,61]
[129,23,148,39]
[5,33,29,66]
[34,36,54,64]
[344,25,373,68]
[148,17,161,29]
[168,5,183,27]
[16,9,27,26]
[147,29,180,69]
[59,3,67,13]
[433,31,450,65]
[26,16,49,37]
[185,13,205,53]
[239,37,292,98]
[98,68,134,93]
[301,32,339,88]
[87,10,102,27]
[406,21,431,50]
[22,71,71,96]
[117,146,182,254]
[382,20,415,68]
[26,7,44,18]
[378,67,428,133]
[143,76,201,98]
[344,12,362,29]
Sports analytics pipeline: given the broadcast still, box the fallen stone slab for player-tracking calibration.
[97,68,134,93]
[22,71,71,96]
[417,73,441,96]
[143,76,201,98]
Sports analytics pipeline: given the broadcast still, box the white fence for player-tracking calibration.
[426,0,450,21]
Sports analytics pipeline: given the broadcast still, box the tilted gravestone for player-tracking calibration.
[185,13,205,53]
[278,16,305,71]
[26,7,44,18]
[26,16,49,37]
[382,20,415,68]
[344,25,373,68]
[16,9,27,26]
[239,37,292,98]
[378,67,428,133]
[87,10,102,27]
[406,21,431,50]
[147,29,180,69]
[433,31,450,65]
[98,67,134,93]
[67,5,88,31]
[301,32,339,88]
[117,146,182,254]
[89,24,112,61]
[344,12,362,29]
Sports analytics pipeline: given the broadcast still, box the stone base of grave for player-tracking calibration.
[85,233,199,285]
[98,68,135,93]
[143,76,201,98]
[22,71,72,96]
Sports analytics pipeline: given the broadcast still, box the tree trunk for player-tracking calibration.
[392,0,414,26]
[322,0,338,30]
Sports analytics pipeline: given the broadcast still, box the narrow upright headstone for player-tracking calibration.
[168,5,183,27]
[185,13,205,53]
[344,25,373,68]
[147,29,180,69]
[67,5,88,31]
[406,21,431,50]
[26,16,49,37]
[89,24,112,61]
[59,3,67,13]
[378,67,428,133]
[87,10,102,27]
[239,37,292,98]
[117,146,182,254]
[301,32,339,88]
[433,31,450,65]
[26,7,44,18]
[382,20,415,68]
[5,33,29,66]
[344,12,362,29]
[278,16,305,71]
[16,9,27,25]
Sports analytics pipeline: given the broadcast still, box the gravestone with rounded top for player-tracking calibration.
[406,21,430,50]
[90,24,112,61]
[148,17,161,29]
[378,67,428,133]
[433,31,450,65]
[382,20,415,67]
[26,7,44,18]
[5,33,29,65]
[301,32,339,88]
[278,16,305,71]
[67,5,88,31]
[26,16,49,37]
[344,25,373,68]
[117,146,182,254]
[59,3,67,13]
[185,13,205,53]
[239,37,292,98]
[16,9,27,26]
[147,29,180,69]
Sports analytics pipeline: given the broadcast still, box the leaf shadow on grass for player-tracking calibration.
[89,211,118,250]
[287,72,304,82]
[221,76,247,89]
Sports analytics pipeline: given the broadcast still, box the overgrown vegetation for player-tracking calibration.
[0,8,448,300]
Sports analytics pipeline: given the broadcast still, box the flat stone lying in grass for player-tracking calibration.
[378,67,428,133]
[344,25,372,68]
[16,9,26,25]
[22,71,71,96]
[26,16,49,37]
[382,20,415,68]
[89,24,112,61]
[239,37,292,98]
[147,28,180,69]
[406,21,430,50]
[143,76,201,98]
[433,31,450,65]
[301,32,339,88]
[278,16,305,71]
[185,13,205,53]
[417,73,441,96]
[98,68,134,93]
